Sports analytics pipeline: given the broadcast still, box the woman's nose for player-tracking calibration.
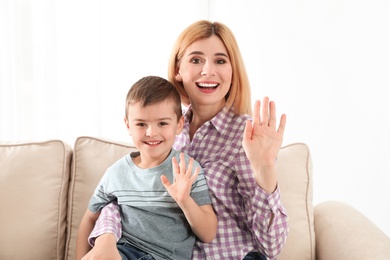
[201,61,215,77]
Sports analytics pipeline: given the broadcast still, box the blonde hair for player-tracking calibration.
[168,20,252,115]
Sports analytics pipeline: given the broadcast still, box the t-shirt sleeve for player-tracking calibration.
[190,161,212,206]
[88,170,115,213]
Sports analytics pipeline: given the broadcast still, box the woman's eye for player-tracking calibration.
[216,59,226,64]
[191,58,201,64]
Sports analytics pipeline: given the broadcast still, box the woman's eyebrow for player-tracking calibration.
[188,51,229,59]
[215,52,229,58]
[188,51,204,56]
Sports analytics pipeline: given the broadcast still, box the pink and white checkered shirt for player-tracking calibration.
[88,200,122,247]
[173,106,288,260]
[90,106,288,259]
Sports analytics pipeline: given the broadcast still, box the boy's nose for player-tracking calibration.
[146,126,155,136]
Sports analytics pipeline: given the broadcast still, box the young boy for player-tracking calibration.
[76,76,217,260]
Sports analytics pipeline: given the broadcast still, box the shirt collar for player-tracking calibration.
[183,105,236,135]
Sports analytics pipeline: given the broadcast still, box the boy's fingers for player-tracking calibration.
[190,167,200,182]
[160,175,171,187]
[187,158,194,175]
[172,157,179,174]
[179,153,186,173]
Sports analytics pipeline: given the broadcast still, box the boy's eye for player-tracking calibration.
[136,123,146,127]
[159,122,168,126]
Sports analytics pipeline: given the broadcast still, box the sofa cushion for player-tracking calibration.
[0,140,72,260]
[65,136,137,260]
[277,143,315,260]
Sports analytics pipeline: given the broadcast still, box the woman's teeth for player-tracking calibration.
[197,83,218,88]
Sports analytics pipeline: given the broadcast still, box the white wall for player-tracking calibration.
[1,0,389,237]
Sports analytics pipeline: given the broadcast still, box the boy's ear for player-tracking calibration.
[176,116,184,135]
[124,117,132,135]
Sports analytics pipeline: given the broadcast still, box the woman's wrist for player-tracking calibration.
[94,233,117,247]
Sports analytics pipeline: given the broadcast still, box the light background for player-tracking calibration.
[1,0,389,236]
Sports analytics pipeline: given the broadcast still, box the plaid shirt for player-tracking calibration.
[173,106,288,260]
[88,200,121,247]
[90,106,288,260]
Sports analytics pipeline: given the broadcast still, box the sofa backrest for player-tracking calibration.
[277,143,315,260]
[64,136,137,260]
[0,140,72,260]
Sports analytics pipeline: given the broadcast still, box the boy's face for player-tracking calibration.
[124,99,183,167]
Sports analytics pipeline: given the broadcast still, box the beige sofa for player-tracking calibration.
[1,136,389,260]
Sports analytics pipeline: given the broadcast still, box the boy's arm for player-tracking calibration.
[161,153,218,243]
[75,209,100,260]
[178,200,217,243]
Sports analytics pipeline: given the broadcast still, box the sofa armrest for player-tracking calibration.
[314,201,390,260]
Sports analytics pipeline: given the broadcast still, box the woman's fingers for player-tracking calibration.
[253,97,280,129]
[277,113,287,135]
[268,100,276,129]
[252,100,261,126]
[243,119,254,140]
[260,96,269,126]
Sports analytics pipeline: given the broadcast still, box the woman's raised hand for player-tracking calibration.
[242,97,286,193]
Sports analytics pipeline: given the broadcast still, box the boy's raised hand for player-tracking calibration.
[161,153,199,205]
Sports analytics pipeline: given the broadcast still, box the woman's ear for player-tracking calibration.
[175,73,182,82]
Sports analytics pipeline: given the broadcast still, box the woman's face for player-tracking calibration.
[176,35,232,109]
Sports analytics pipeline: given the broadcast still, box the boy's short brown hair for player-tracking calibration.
[125,76,182,121]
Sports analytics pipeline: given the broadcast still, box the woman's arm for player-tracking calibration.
[80,201,122,260]
[80,233,120,260]
[75,209,100,260]
[88,200,122,247]
[241,97,289,259]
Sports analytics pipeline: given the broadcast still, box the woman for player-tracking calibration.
[83,20,288,260]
